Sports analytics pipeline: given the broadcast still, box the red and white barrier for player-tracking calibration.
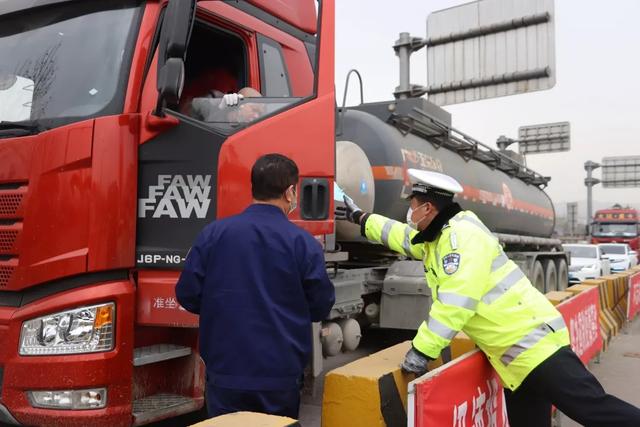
[408,350,509,427]
[628,272,640,321]
[556,286,603,364]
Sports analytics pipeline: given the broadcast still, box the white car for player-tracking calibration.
[598,243,638,272]
[563,244,610,284]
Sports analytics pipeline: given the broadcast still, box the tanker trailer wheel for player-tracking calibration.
[532,261,545,293]
[543,259,558,292]
[556,258,569,291]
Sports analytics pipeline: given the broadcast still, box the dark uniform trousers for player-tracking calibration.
[206,383,301,419]
[505,346,640,427]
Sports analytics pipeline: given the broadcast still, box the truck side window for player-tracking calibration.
[257,35,291,97]
[178,22,247,118]
[171,17,310,132]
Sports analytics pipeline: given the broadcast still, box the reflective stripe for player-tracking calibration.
[546,316,567,332]
[450,232,458,250]
[500,317,567,366]
[438,292,479,311]
[427,317,458,341]
[402,226,413,257]
[380,220,396,247]
[491,252,510,272]
[482,268,526,305]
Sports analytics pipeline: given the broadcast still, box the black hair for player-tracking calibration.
[413,192,454,211]
[251,153,299,201]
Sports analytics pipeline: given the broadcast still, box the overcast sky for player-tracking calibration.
[335,0,640,219]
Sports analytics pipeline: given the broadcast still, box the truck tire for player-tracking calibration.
[532,261,545,293]
[556,258,569,291]
[544,259,558,292]
[321,322,344,357]
[337,318,362,352]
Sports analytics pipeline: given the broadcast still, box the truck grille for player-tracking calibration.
[0,264,14,288]
[0,184,27,288]
[0,230,18,253]
[0,193,23,217]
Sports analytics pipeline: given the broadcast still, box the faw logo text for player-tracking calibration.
[139,174,212,219]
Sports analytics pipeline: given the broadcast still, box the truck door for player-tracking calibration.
[135,0,334,324]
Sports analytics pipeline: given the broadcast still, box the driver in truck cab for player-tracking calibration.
[337,168,640,427]
[179,67,264,123]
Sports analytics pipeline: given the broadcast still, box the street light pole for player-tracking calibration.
[584,161,601,234]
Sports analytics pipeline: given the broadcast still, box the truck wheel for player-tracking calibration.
[532,261,545,293]
[338,318,362,352]
[321,322,344,357]
[556,258,569,291]
[544,259,558,292]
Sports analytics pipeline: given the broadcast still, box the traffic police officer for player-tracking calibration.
[176,154,335,419]
[338,168,640,427]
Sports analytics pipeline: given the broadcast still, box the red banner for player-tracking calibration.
[557,286,602,364]
[410,350,509,427]
[628,272,640,321]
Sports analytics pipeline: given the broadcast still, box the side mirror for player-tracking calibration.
[155,0,196,115]
[158,0,196,65]
[157,58,185,108]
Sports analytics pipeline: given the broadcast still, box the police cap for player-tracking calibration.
[407,168,463,199]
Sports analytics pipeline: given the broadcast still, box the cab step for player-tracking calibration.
[132,393,201,425]
[133,344,192,367]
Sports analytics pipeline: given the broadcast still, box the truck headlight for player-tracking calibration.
[19,303,115,355]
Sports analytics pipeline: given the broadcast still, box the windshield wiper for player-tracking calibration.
[0,121,46,138]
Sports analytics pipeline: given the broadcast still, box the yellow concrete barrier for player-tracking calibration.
[322,333,475,427]
[612,272,631,326]
[322,341,412,427]
[565,283,597,295]
[191,412,299,427]
[545,291,574,306]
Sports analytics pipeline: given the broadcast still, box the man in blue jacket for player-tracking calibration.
[176,153,335,418]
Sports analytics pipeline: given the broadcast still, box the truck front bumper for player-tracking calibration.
[0,401,19,425]
[0,278,135,427]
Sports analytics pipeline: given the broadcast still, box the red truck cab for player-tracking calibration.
[0,1,334,425]
[591,206,640,262]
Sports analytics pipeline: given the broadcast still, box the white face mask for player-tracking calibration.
[406,202,428,229]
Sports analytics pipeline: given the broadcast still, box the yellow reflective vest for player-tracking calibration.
[364,210,570,390]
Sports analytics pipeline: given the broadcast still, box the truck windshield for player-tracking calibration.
[0,1,142,129]
[592,223,637,237]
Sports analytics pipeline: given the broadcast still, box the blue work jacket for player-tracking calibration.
[176,204,335,391]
